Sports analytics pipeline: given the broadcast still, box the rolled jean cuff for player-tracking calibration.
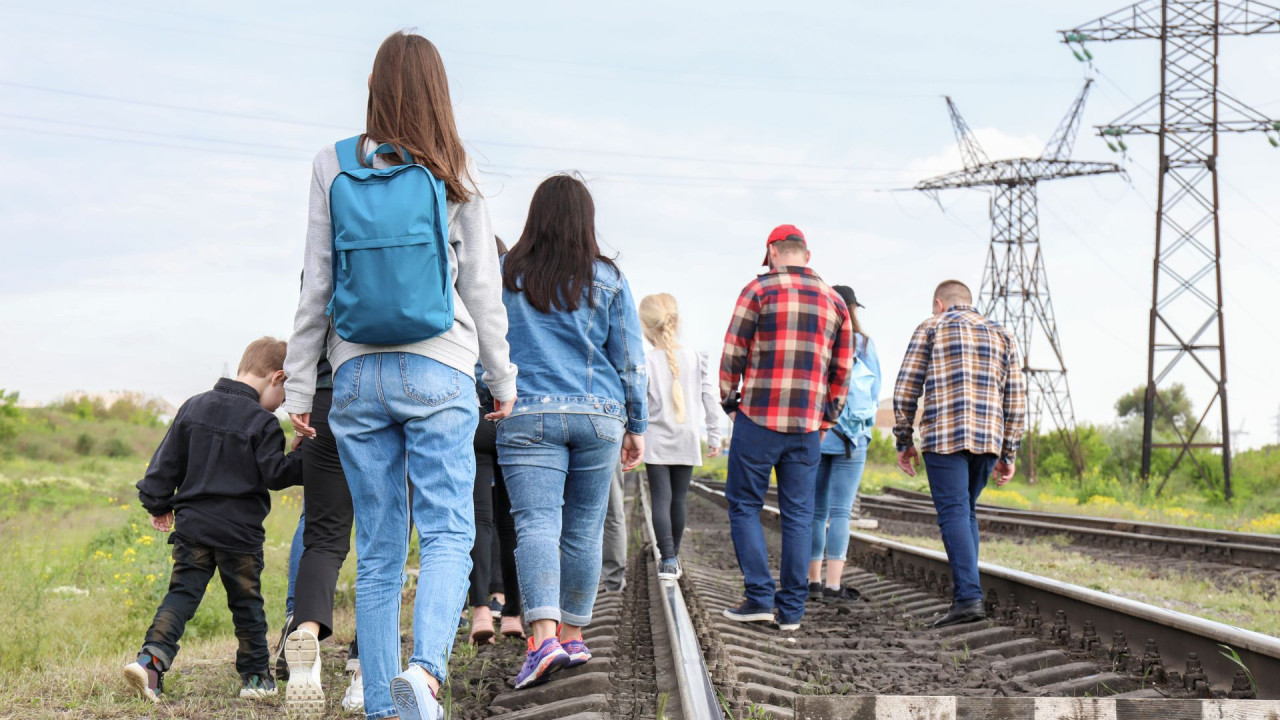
[524,605,562,624]
[365,709,399,720]
[561,608,592,627]
[824,553,846,561]
[140,644,173,671]
[407,660,448,686]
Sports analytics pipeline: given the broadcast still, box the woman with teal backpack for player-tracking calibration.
[807,285,881,605]
[283,31,516,720]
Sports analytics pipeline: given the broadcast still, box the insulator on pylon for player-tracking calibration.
[1073,50,1086,62]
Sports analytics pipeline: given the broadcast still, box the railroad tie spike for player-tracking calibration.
[1026,600,1042,631]
[1109,630,1130,667]
[1079,620,1100,653]
[1228,670,1257,699]
[1050,610,1071,646]
[926,569,939,592]
[984,588,1000,617]
[1183,652,1208,691]
[1141,638,1166,683]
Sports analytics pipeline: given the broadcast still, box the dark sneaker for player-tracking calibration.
[123,653,164,703]
[274,611,293,681]
[239,673,278,699]
[932,599,985,628]
[562,638,591,667]
[722,599,776,623]
[657,557,682,581]
[513,637,570,689]
[821,585,861,603]
[807,582,823,601]
[489,597,504,615]
[772,615,801,632]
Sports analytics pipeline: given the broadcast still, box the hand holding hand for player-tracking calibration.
[897,447,919,477]
[290,413,316,439]
[993,460,1015,486]
[151,511,175,533]
[485,398,515,422]
[291,435,305,452]
[620,433,645,471]
[707,445,721,458]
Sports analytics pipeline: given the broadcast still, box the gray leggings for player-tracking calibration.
[647,464,694,560]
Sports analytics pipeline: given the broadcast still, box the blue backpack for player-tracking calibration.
[831,336,879,456]
[325,135,454,345]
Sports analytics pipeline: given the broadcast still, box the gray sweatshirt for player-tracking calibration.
[283,140,517,415]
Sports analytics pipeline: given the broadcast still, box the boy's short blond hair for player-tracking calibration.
[237,337,288,377]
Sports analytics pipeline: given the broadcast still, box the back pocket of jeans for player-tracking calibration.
[401,354,462,407]
[333,356,363,411]
[498,412,542,447]
[588,414,623,443]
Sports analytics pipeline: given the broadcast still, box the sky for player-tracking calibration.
[2,1,1279,449]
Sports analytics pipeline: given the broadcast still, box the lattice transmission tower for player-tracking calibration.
[1062,1,1280,500]
[917,80,1124,479]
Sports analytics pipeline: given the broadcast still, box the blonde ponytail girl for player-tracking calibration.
[639,293,686,425]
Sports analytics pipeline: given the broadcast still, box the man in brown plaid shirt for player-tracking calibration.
[892,280,1025,628]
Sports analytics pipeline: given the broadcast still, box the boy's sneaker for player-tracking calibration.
[513,637,571,689]
[122,654,164,703]
[341,663,364,713]
[239,673,278,699]
[284,629,325,717]
[773,615,801,632]
[489,597,504,614]
[562,638,592,667]
[389,665,442,720]
[274,612,293,681]
[723,599,776,623]
[807,582,823,601]
[657,557,682,581]
[821,585,861,603]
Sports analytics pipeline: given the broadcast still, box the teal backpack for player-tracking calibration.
[325,135,454,345]
[831,336,879,457]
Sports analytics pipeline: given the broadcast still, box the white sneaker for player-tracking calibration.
[341,663,364,713]
[284,629,324,717]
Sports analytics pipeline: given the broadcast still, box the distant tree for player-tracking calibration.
[1115,384,1193,437]
[0,389,20,444]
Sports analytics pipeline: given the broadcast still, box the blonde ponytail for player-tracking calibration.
[639,293,687,425]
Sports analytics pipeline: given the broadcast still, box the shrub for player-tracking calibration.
[74,433,96,457]
[103,438,134,459]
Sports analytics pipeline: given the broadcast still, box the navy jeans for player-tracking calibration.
[724,413,820,623]
[922,451,997,605]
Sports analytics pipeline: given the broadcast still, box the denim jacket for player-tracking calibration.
[502,260,648,434]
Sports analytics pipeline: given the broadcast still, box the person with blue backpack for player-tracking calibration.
[283,31,516,720]
[807,285,881,604]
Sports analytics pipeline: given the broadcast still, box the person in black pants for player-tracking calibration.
[468,403,525,642]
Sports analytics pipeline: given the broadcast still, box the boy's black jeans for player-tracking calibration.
[141,536,269,677]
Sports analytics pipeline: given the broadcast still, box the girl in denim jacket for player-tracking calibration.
[497,175,647,689]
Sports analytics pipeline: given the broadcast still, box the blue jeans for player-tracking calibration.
[498,412,624,627]
[922,451,997,605]
[330,353,478,720]
[286,509,305,615]
[724,413,819,623]
[810,442,868,562]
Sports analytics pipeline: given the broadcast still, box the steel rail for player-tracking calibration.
[691,481,1280,698]
[638,474,725,720]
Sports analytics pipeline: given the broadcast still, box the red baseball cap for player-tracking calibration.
[763,224,806,266]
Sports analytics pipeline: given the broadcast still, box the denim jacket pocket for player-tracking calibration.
[333,356,363,411]
[401,354,462,407]
[588,414,624,444]
[498,412,543,447]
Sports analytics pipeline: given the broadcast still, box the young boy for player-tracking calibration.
[124,337,303,702]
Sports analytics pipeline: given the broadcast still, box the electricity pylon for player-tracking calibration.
[1062,0,1280,500]
[917,80,1124,479]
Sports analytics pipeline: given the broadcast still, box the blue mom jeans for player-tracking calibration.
[330,353,478,720]
[498,411,624,627]
[810,440,868,562]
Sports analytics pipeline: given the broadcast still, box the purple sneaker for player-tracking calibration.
[514,637,570,689]
[562,638,591,667]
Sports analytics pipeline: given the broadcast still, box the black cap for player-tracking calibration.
[832,284,865,310]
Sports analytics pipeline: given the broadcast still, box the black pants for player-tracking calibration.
[293,389,353,640]
[647,464,694,560]
[469,415,521,614]
[142,537,268,676]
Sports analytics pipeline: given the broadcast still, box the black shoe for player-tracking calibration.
[489,597,504,615]
[772,615,801,632]
[273,612,293,681]
[821,585,861,603]
[807,582,823,601]
[932,600,985,628]
[239,672,278,699]
[723,599,777,623]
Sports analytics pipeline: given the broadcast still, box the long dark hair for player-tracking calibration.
[363,31,474,203]
[832,285,867,349]
[503,174,617,313]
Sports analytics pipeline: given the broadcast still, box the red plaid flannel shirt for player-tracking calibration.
[719,266,853,434]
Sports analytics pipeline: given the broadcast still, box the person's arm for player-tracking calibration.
[698,351,723,454]
[999,331,1027,469]
[823,300,854,429]
[136,404,189,518]
[283,152,334,421]
[452,181,517,409]
[719,283,760,402]
[604,272,648,436]
[254,417,304,491]
[893,321,934,474]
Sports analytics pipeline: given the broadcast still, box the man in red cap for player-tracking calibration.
[718,224,853,631]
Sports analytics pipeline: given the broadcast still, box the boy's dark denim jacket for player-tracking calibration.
[137,379,301,553]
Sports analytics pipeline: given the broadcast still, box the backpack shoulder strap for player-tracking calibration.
[335,135,363,173]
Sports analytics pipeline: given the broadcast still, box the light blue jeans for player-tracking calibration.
[330,353,478,720]
[809,441,868,562]
[286,509,305,615]
[498,411,624,627]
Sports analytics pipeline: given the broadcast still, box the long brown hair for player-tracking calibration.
[832,285,867,349]
[503,174,617,313]
[363,31,473,203]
